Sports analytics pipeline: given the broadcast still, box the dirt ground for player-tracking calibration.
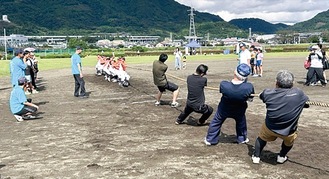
[0,55,328,179]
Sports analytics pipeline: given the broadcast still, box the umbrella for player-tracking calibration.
[24,47,36,52]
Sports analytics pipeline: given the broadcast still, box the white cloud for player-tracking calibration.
[175,0,329,24]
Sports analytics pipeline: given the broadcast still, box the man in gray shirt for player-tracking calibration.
[252,70,309,164]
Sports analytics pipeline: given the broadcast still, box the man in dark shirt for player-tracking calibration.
[252,70,309,164]
[152,53,180,108]
[175,64,213,125]
[204,63,254,145]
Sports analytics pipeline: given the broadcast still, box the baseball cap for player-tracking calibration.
[14,49,24,56]
[239,43,246,48]
[18,77,27,85]
[76,46,83,50]
[311,45,319,50]
[237,64,251,77]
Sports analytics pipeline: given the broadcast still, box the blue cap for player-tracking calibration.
[18,77,27,85]
[237,64,251,77]
[14,49,24,56]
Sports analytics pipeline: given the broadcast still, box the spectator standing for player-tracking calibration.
[304,45,326,87]
[10,49,27,87]
[174,47,182,70]
[71,46,87,98]
[237,43,251,66]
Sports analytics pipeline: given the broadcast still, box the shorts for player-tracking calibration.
[250,58,255,65]
[258,123,297,146]
[256,60,262,67]
[25,75,32,82]
[157,81,178,92]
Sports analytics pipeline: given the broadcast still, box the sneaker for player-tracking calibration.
[25,91,31,95]
[204,138,211,146]
[277,155,288,164]
[23,115,36,120]
[32,90,39,94]
[171,102,180,108]
[310,83,316,86]
[175,120,184,125]
[252,74,258,77]
[258,74,262,77]
[14,115,24,122]
[239,138,249,144]
[154,101,160,106]
[252,155,260,164]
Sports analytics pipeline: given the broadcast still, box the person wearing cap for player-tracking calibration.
[10,77,39,121]
[304,45,326,87]
[252,70,309,164]
[152,53,180,108]
[71,46,87,98]
[175,64,213,125]
[10,49,28,87]
[204,63,254,145]
[237,43,251,66]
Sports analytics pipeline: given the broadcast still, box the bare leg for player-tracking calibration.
[156,91,162,102]
[172,88,179,103]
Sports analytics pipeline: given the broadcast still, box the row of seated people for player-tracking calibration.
[95,55,130,87]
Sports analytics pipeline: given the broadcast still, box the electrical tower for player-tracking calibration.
[188,7,196,41]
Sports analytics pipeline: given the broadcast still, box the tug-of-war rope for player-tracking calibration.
[130,66,329,108]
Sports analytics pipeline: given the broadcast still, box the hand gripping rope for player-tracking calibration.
[130,66,329,108]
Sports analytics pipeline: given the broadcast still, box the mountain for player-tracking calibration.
[0,0,238,37]
[289,9,329,32]
[229,18,289,34]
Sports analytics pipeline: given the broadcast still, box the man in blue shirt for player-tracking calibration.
[252,70,309,164]
[71,46,87,98]
[10,77,39,121]
[204,63,254,145]
[10,49,27,87]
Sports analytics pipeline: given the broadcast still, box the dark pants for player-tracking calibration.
[206,110,248,144]
[15,105,38,116]
[73,74,86,97]
[305,67,326,85]
[177,104,213,124]
[31,71,37,89]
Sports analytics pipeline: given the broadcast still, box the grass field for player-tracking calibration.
[0,52,309,77]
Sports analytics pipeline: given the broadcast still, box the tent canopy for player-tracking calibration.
[185,40,201,48]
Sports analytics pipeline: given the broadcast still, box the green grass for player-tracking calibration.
[0,52,310,77]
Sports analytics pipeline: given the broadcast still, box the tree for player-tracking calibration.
[68,38,88,49]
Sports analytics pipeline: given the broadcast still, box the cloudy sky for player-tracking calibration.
[175,0,329,25]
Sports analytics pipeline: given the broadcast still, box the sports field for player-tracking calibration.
[0,53,328,178]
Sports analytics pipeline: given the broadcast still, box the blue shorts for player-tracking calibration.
[157,82,178,92]
[256,60,262,67]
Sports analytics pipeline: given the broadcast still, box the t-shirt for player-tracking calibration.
[9,86,27,114]
[186,74,207,110]
[217,80,254,117]
[260,88,309,136]
[239,49,251,65]
[10,57,27,86]
[71,53,82,74]
[152,60,168,86]
[309,51,323,68]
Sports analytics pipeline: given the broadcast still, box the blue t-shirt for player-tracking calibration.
[71,53,82,74]
[217,80,254,117]
[10,86,27,114]
[10,57,27,86]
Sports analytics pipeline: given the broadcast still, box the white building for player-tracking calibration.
[0,34,28,47]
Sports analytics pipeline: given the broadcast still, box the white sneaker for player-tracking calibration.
[204,138,211,146]
[154,101,160,106]
[32,90,39,94]
[14,115,24,122]
[252,155,260,164]
[171,102,180,108]
[277,155,288,164]
[239,138,249,144]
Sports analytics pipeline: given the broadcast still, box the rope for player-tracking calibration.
[130,66,329,108]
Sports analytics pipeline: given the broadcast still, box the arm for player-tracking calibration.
[24,101,39,110]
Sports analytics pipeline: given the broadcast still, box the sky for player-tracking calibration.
[174,0,329,25]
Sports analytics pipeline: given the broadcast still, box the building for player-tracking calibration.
[0,34,28,47]
[128,36,160,44]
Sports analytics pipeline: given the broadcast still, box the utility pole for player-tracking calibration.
[4,28,7,60]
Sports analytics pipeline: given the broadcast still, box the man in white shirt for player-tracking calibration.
[237,43,251,66]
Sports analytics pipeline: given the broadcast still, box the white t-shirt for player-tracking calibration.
[239,49,251,65]
[175,51,182,59]
[310,51,323,68]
